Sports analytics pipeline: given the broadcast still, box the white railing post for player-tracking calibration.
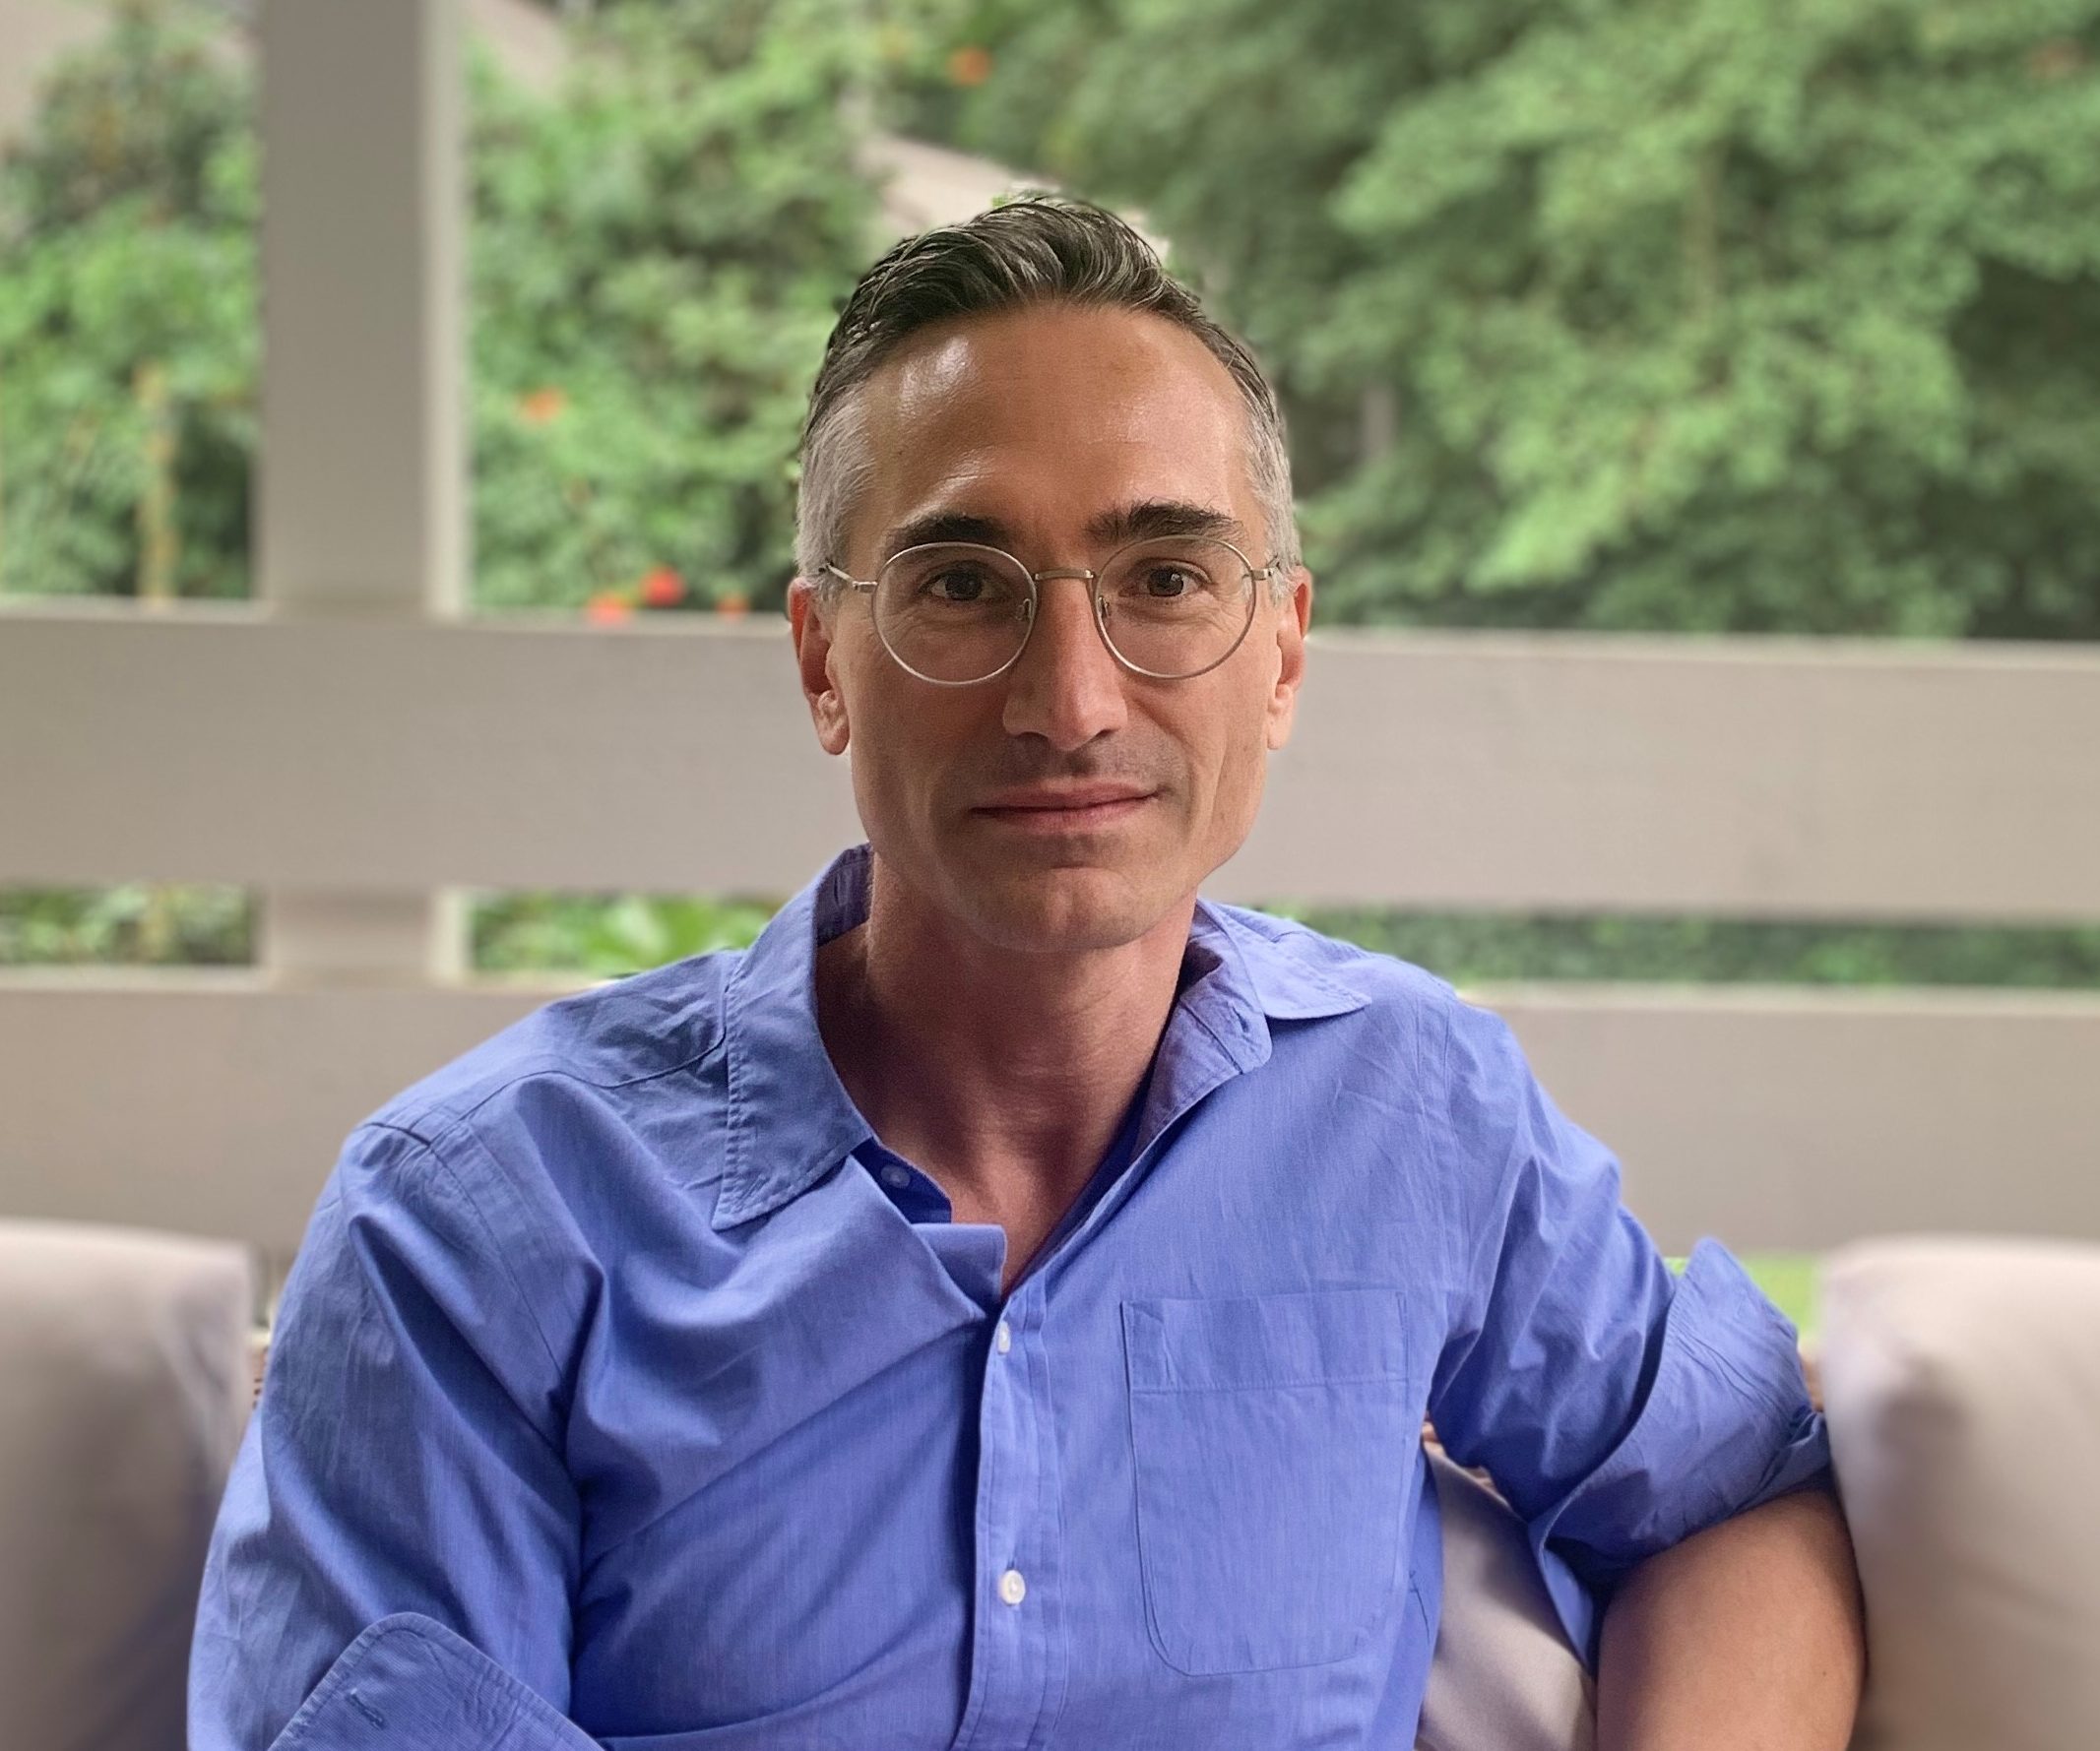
[256,0,467,982]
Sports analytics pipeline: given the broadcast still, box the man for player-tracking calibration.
[192,197,1865,1749]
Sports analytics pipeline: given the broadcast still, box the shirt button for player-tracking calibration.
[994,1321,1013,1354]
[880,1164,910,1190]
[998,1567,1027,1606]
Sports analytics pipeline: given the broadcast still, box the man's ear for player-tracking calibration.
[1264,566,1313,752]
[788,578,852,756]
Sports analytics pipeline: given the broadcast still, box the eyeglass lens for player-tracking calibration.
[871,538,1255,683]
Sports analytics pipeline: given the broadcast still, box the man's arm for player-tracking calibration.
[1426,996,1859,1733]
[191,1120,582,1749]
[1598,1483,1865,1750]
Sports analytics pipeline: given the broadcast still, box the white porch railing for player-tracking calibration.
[3,0,2097,1264]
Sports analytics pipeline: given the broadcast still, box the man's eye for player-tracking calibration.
[1138,564,1206,598]
[925,567,991,602]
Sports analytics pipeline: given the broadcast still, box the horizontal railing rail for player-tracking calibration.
[6,600,2098,918]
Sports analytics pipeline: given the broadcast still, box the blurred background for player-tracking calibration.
[2,0,2098,1312]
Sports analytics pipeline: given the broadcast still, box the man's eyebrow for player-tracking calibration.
[879,501,1247,564]
[1086,500,1246,549]
[880,511,1014,557]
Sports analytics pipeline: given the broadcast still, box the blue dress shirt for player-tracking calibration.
[191,844,1830,1750]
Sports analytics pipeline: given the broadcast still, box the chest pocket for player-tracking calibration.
[1121,1287,1415,1675]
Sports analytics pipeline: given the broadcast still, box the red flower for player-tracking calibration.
[715,591,751,619]
[585,591,634,625]
[640,567,686,608]
[947,45,992,87]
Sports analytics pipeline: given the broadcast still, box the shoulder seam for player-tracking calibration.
[348,1114,572,1421]
[381,1029,730,1142]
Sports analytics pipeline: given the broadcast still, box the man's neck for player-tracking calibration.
[813,857,1191,1281]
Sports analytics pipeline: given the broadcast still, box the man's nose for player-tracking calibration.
[999,577,1129,751]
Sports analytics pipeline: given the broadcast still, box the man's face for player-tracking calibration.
[792,302,1310,956]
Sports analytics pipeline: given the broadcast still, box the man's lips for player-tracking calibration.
[971,785,1156,829]
[976,784,1154,811]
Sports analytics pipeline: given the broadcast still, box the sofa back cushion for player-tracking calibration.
[1821,1236,2100,1751]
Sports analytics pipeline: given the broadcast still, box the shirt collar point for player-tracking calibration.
[1193,899,1371,1026]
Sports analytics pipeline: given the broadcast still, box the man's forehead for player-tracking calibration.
[854,304,1256,557]
[871,302,1240,421]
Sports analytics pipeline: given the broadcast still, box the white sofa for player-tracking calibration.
[0,1221,253,1751]
[4,1220,2095,1751]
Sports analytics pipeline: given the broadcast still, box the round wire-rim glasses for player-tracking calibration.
[821,535,1283,686]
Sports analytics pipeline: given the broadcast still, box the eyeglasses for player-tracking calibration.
[822,536,1280,686]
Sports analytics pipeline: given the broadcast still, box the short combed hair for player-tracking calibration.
[795,195,1298,602]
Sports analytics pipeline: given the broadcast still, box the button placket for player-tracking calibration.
[950,1292,1058,1751]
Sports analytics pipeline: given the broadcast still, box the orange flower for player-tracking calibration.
[585,591,634,625]
[519,387,568,425]
[715,591,751,619]
[947,44,992,87]
[640,567,686,608]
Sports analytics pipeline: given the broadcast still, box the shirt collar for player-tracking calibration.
[713,844,1368,1231]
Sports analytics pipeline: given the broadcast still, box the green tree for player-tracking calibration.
[470,0,881,612]
[1,0,884,611]
[0,0,257,598]
[908,0,2100,638]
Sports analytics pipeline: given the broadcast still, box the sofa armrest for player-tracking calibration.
[0,1219,254,1749]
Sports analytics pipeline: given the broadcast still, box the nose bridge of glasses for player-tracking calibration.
[1005,567,1125,706]
[1017,569,1113,644]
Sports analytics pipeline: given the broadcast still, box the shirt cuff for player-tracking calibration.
[271,1614,596,1751]
[1528,1239,1835,1668]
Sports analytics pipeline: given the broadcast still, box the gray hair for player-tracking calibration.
[796,195,1299,604]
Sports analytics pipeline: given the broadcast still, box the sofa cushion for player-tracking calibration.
[1821,1236,2100,1751]
[0,1220,253,1751]
[1418,1448,1596,1751]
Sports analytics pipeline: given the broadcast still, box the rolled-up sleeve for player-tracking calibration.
[1426,1000,1832,1666]
[263,1614,598,1750]
[190,1121,582,1750]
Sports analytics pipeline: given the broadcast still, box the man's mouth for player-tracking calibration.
[972,784,1156,831]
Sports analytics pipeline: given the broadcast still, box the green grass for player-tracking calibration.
[1740,1253,1819,1340]
[1671,1251,1819,1340]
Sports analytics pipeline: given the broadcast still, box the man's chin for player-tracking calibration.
[950,859,1176,957]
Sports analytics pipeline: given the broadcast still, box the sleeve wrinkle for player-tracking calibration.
[344,1118,572,1456]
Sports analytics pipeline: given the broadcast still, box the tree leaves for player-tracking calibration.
[2,0,880,610]
[912,0,2100,637]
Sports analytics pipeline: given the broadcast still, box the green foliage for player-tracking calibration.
[1272,905,2100,989]
[472,891,774,975]
[909,0,2100,638]
[469,0,880,611]
[16,881,2100,998]
[1,0,882,610]
[0,883,250,965]
[0,0,258,598]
